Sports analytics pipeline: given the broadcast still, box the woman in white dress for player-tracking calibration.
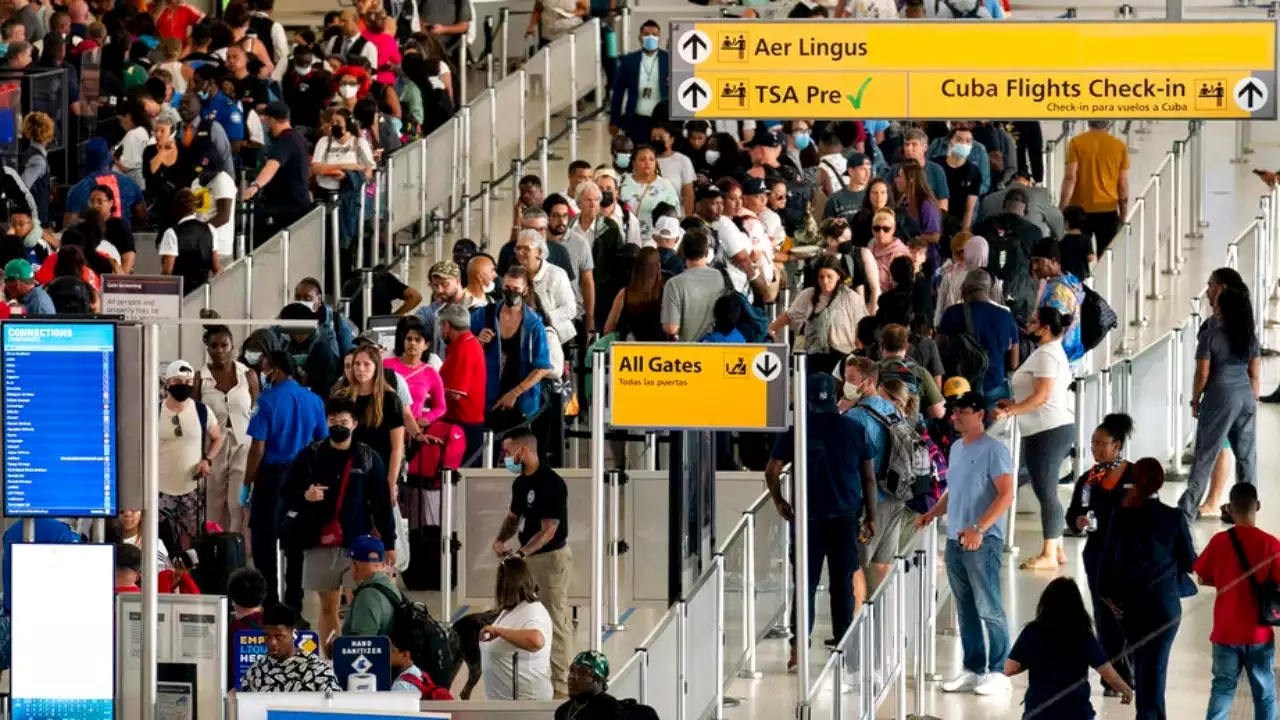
[480,558,554,700]
[194,321,260,533]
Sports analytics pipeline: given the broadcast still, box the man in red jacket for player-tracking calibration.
[438,303,486,465]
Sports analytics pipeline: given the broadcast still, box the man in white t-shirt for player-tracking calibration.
[158,360,224,542]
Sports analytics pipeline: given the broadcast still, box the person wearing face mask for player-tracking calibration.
[282,45,331,138]
[159,360,226,546]
[438,304,487,463]
[463,254,499,308]
[940,126,983,235]
[471,265,553,435]
[275,300,343,400]
[242,102,314,245]
[592,167,641,248]
[651,123,696,216]
[0,210,52,271]
[295,277,360,358]
[194,322,260,535]
[280,395,396,650]
[312,106,375,250]
[191,64,247,153]
[492,428,572,697]
[609,20,669,145]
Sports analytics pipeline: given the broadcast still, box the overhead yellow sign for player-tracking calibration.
[669,20,1277,120]
[607,342,791,431]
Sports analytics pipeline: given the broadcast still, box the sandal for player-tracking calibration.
[1019,555,1061,570]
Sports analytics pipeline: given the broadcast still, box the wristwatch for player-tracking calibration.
[514,549,526,559]
[969,524,983,535]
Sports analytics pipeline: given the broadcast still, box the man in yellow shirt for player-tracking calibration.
[1058,121,1129,256]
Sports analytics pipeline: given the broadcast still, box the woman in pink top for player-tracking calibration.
[362,11,403,86]
[384,317,447,432]
[869,207,911,291]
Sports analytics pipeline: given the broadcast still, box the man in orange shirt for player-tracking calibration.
[1058,120,1129,256]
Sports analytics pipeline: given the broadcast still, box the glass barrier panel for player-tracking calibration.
[609,652,643,702]
[547,35,577,119]
[286,208,326,296]
[388,142,424,236]
[1076,374,1100,469]
[209,259,249,327]
[1179,322,1197,450]
[721,525,748,682]
[645,614,680,720]
[424,118,458,214]
[250,233,285,324]
[493,71,525,172]
[684,566,720,720]
[752,504,787,642]
[1127,337,1173,461]
[467,91,495,196]
[175,289,204,363]
[571,20,599,103]
[629,474,670,603]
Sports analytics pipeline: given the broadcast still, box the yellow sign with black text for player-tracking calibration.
[607,342,791,431]
[669,21,1277,120]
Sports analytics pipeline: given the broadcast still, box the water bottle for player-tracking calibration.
[1086,510,1098,533]
[1080,483,1092,507]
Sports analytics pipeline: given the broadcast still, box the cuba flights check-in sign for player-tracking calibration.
[608,342,791,431]
[669,20,1278,120]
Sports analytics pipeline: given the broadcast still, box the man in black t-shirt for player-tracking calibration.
[492,428,572,697]
[243,101,313,247]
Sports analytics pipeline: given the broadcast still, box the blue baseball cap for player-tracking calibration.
[346,535,385,563]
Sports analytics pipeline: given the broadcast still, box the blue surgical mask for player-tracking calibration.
[641,35,659,52]
[198,90,210,101]
[949,143,972,160]
[615,152,631,169]
[793,132,811,151]
[503,456,523,474]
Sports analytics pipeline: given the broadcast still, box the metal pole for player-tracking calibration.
[481,181,492,246]
[1073,375,1087,479]
[371,172,383,268]
[483,430,495,469]
[1196,121,1209,232]
[594,18,605,114]
[538,137,550,192]
[361,269,374,330]
[792,353,811,711]
[462,108,473,241]
[419,141,429,250]
[924,521,939,679]
[519,71,528,162]
[1171,326,1185,475]
[441,468,455,621]
[543,48,552,141]
[1148,173,1162,300]
[1131,205,1147,326]
[713,555,726,719]
[677,603,688,720]
[591,349,607,651]
[458,38,468,105]
[356,184,367,270]
[447,117,459,231]
[643,433,657,470]
[1168,142,1184,273]
[912,549,927,715]
[433,213,445,264]
[328,205,341,307]
[606,469,625,630]
[280,230,291,308]
[621,7,632,54]
[499,7,510,80]
[1003,422,1020,557]
[568,33,579,162]
[739,511,761,679]
[140,323,160,720]
[243,255,254,316]
[488,87,499,184]
[896,559,908,719]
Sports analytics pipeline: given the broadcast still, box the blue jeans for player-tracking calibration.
[945,535,1009,674]
[1207,641,1277,720]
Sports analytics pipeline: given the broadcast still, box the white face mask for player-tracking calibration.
[483,280,496,294]
[843,383,861,402]
[704,149,721,165]
[294,63,311,75]
[339,85,358,99]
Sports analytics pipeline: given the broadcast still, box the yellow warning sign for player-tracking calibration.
[607,342,791,431]
[670,21,1277,120]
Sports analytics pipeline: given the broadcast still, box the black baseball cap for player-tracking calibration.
[695,184,724,202]
[807,373,840,413]
[946,391,987,413]
[263,101,291,120]
[745,132,779,148]
[742,177,768,195]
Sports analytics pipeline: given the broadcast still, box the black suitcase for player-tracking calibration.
[192,531,247,595]
[401,526,457,592]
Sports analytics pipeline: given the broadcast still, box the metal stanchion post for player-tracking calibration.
[1072,375,1086,479]
[140,323,160,720]
[500,7,510,79]
[792,354,811,712]
[1170,326,1185,475]
[280,230,291,308]
[1148,171,1162,301]
[538,137,550,190]
[481,181,491,245]
[447,118,459,231]
[1003,422,1020,557]
[643,433,657,470]
[1196,121,1209,232]
[739,512,761,679]
[433,213,445,264]
[488,87,499,184]
[924,521,939,680]
[912,549,927,714]
[620,8,632,54]
[518,71,528,161]
[713,556,726,717]
[676,603,687,720]
[371,170,383,268]
[458,40,468,104]
[606,469,625,631]
[591,349,607,651]
[1169,141,1184,273]
[356,185,367,270]
[543,49,552,141]
[461,108,473,240]
[482,430,495,469]
[243,255,254,315]
[1130,205,1148,327]
[328,205,341,306]
[361,269,374,330]
[441,468,456,621]
[568,33,579,162]
[896,559,908,719]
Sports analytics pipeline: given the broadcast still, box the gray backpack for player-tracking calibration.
[864,407,936,501]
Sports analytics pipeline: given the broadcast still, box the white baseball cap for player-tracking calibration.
[654,216,684,242]
[164,360,195,381]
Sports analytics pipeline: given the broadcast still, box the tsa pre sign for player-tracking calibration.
[607,342,790,431]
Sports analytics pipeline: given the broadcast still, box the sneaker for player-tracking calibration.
[974,673,1013,696]
[940,670,982,693]
[787,648,798,674]
[823,637,839,650]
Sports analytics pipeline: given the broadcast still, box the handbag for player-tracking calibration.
[317,458,355,548]
[1227,527,1280,626]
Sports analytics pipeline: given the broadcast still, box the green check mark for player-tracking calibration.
[847,77,874,110]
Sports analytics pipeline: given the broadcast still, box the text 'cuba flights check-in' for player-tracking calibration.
[669,21,1278,120]
[607,342,791,431]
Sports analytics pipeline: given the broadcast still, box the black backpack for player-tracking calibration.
[983,219,1036,324]
[1079,283,1118,352]
[619,699,661,720]
[943,302,990,391]
[772,165,813,237]
[716,267,769,342]
[362,583,457,688]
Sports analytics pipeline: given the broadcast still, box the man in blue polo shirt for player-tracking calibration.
[244,350,327,613]
[766,373,876,671]
[193,64,246,148]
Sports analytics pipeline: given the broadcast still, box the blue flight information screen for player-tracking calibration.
[3,323,117,517]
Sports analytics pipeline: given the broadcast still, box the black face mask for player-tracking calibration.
[167,384,193,402]
[503,288,523,305]
[328,425,352,443]
[600,191,614,208]
[331,123,345,139]
[651,138,667,153]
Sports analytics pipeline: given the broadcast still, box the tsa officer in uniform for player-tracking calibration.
[193,64,247,151]
[243,350,328,612]
[492,428,572,697]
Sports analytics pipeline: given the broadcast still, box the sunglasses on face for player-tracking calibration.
[872,225,893,233]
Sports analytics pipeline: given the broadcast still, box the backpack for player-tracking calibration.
[1079,283,1118,352]
[864,406,937,502]
[877,357,923,396]
[906,426,948,514]
[397,670,455,700]
[983,218,1036,324]
[943,302,990,391]
[716,267,769,342]
[360,583,456,688]
[619,699,662,720]
[937,0,987,16]
[771,165,815,240]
